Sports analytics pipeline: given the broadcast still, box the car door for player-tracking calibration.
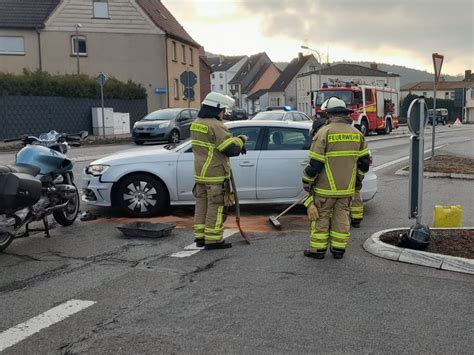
[177,109,193,139]
[176,125,263,201]
[256,126,311,199]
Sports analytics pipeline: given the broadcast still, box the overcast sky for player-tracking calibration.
[163,0,473,76]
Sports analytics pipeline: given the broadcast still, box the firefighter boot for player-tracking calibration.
[195,239,205,247]
[351,219,362,228]
[330,247,345,259]
[204,241,232,250]
[304,249,326,259]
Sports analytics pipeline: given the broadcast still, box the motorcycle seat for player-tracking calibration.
[0,163,40,176]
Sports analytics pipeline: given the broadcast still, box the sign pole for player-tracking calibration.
[100,83,105,138]
[187,68,191,108]
[431,53,444,160]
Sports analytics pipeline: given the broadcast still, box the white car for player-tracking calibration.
[250,110,312,122]
[83,121,377,217]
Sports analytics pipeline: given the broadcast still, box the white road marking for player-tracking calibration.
[0,299,96,352]
[373,145,446,172]
[170,229,238,258]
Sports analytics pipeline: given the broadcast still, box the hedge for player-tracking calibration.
[401,93,458,121]
[0,69,147,100]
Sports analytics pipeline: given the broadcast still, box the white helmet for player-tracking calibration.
[202,92,235,110]
[321,96,353,114]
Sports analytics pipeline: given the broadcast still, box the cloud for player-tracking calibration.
[236,0,473,73]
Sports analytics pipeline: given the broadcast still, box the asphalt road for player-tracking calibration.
[0,126,473,354]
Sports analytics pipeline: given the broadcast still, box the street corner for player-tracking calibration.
[364,228,474,275]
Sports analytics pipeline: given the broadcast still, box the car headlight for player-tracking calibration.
[158,121,171,128]
[86,165,110,176]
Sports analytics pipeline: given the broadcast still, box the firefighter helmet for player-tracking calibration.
[321,97,353,114]
[202,92,235,110]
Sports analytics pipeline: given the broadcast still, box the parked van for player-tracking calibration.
[428,108,448,125]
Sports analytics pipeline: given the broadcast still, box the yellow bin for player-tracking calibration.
[433,205,463,227]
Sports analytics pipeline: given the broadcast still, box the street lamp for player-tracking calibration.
[301,45,323,104]
[75,23,82,74]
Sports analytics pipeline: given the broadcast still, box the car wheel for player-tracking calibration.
[359,119,369,136]
[0,232,13,252]
[168,130,180,144]
[134,140,144,145]
[116,173,169,217]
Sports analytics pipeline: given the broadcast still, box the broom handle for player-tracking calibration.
[230,171,240,219]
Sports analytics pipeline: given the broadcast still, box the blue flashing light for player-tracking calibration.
[322,82,329,88]
[345,82,352,87]
[284,105,292,111]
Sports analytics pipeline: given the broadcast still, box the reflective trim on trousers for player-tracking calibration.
[310,221,329,250]
[194,224,205,240]
[330,230,350,249]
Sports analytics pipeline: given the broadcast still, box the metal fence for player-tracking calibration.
[0,96,147,139]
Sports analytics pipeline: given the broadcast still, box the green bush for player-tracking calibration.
[0,69,147,100]
[401,93,457,121]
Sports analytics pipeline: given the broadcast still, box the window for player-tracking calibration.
[354,91,363,105]
[173,79,179,99]
[451,91,455,99]
[0,36,25,55]
[219,73,223,79]
[190,109,198,119]
[93,0,109,18]
[172,41,177,61]
[211,84,215,90]
[445,92,450,98]
[471,89,474,100]
[211,73,215,79]
[181,44,186,63]
[179,110,191,121]
[219,84,224,90]
[364,89,373,102]
[422,92,427,97]
[229,127,262,151]
[266,128,310,151]
[71,36,87,56]
[189,48,193,65]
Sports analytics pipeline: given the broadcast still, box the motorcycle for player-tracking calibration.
[0,130,88,252]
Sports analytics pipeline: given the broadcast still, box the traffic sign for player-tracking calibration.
[154,87,167,94]
[432,53,444,85]
[180,70,197,88]
[407,98,428,135]
[183,87,195,99]
[95,72,108,86]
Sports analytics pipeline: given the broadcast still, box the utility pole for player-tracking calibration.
[75,23,82,74]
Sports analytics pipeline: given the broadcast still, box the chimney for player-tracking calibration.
[298,52,303,61]
[370,63,378,70]
[219,55,224,64]
[465,69,472,81]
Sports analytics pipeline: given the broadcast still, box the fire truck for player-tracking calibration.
[314,82,399,135]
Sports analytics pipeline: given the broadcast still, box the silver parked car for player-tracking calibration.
[250,110,312,122]
[132,108,198,145]
[84,121,377,217]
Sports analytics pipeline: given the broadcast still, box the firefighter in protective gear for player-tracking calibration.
[350,190,364,228]
[302,97,370,259]
[191,92,247,250]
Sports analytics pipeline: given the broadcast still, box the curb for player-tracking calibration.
[363,228,474,275]
[395,167,474,180]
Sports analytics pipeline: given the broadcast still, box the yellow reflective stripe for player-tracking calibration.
[330,231,350,238]
[331,241,347,248]
[325,160,337,191]
[348,164,357,193]
[217,137,242,152]
[194,175,228,183]
[191,139,214,149]
[357,169,366,176]
[205,234,223,241]
[303,175,315,183]
[205,227,224,234]
[200,146,214,177]
[326,150,359,157]
[308,151,326,163]
[350,207,364,211]
[310,242,328,249]
[328,133,361,143]
[304,195,314,207]
[191,122,209,134]
[215,206,224,230]
[194,224,205,230]
[359,147,369,157]
[315,188,355,196]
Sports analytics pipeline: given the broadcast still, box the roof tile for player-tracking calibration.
[0,0,60,29]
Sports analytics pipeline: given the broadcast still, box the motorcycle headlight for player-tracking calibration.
[86,165,110,176]
[158,121,171,128]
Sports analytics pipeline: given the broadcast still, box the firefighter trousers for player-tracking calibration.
[350,190,364,221]
[310,196,351,252]
[193,183,227,244]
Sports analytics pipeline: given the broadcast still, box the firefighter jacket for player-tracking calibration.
[191,118,245,184]
[303,115,369,200]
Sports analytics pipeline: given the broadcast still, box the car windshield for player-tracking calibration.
[251,112,285,120]
[142,110,178,121]
[316,90,353,105]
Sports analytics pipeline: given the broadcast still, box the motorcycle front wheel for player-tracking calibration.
[0,232,13,252]
[53,185,80,226]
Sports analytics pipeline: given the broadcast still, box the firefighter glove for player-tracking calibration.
[307,204,319,221]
